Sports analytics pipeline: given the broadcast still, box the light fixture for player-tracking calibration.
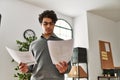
[68,47,88,79]
[68,64,87,78]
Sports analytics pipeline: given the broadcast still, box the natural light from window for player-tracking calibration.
[54,19,72,40]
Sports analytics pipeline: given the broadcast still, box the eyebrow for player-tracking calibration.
[43,21,53,23]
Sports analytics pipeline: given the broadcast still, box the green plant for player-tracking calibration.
[14,66,31,80]
[16,36,37,51]
[13,36,37,80]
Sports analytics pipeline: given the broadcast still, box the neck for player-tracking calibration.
[43,33,53,39]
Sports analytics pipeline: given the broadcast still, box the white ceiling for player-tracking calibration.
[20,0,120,22]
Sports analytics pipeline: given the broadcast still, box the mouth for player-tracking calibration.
[45,29,52,33]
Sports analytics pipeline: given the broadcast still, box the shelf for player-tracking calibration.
[98,76,117,80]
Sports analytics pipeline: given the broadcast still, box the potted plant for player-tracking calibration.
[13,36,37,80]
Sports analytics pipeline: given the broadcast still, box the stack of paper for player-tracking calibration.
[6,47,36,65]
[48,39,73,64]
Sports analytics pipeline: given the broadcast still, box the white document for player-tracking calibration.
[48,39,73,64]
[6,47,36,65]
[105,43,110,52]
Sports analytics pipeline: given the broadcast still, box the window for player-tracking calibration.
[54,19,73,40]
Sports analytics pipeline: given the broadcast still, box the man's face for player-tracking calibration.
[41,18,55,35]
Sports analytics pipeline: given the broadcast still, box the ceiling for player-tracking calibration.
[20,0,120,22]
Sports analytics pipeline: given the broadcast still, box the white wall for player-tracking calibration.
[87,12,120,80]
[73,11,89,80]
[0,1,73,80]
[116,21,120,55]
[73,11,89,48]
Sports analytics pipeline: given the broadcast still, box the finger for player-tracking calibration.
[59,61,64,66]
[19,62,25,66]
[55,64,65,73]
[19,62,22,66]
[59,61,67,67]
[62,61,67,66]
[19,63,27,69]
[20,68,28,73]
[19,65,28,73]
[56,64,63,71]
[19,65,25,69]
[55,64,61,69]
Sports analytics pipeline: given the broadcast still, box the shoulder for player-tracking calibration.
[30,38,42,47]
[51,33,63,40]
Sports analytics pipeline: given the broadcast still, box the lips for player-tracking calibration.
[46,29,52,33]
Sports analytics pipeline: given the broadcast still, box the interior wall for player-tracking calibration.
[0,1,73,80]
[73,11,89,48]
[87,12,120,80]
[116,21,120,55]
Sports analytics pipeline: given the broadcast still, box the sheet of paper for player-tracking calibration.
[48,39,73,64]
[6,47,36,65]
[105,43,110,52]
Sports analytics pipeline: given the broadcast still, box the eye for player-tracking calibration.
[42,22,54,26]
[50,22,54,25]
[43,22,48,25]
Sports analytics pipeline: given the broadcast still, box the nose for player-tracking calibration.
[46,24,51,28]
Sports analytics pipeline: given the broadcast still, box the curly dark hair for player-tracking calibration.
[38,10,58,24]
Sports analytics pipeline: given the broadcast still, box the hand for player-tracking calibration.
[55,61,68,74]
[19,62,28,73]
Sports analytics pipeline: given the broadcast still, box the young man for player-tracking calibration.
[19,10,71,80]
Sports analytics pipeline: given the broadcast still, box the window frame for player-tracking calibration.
[54,18,73,40]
